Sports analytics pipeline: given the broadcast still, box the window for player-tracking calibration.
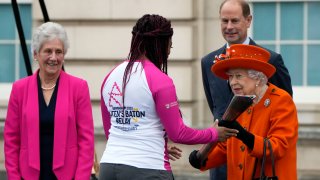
[0,2,32,82]
[252,1,320,86]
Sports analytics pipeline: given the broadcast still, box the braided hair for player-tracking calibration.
[122,14,173,107]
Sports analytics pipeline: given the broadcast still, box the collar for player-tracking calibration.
[226,36,250,48]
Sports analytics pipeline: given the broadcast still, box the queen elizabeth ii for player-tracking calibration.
[189,44,298,180]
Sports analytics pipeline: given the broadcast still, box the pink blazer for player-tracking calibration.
[4,70,94,180]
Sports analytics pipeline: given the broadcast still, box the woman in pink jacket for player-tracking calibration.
[4,22,94,180]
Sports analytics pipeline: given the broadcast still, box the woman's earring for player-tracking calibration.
[256,84,258,87]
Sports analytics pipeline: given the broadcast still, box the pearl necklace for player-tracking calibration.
[41,84,56,91]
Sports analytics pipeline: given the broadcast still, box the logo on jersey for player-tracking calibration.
[108,82,123,107]
[165,101,178,109]
[111,107,146,131]
[108,82,146,131]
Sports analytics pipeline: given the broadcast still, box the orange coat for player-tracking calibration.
[201,83,298,180]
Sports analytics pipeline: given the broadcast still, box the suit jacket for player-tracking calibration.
[4,70,94,180]
[201,39,292,120]
[202,84,298,180]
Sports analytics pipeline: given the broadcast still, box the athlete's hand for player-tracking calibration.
[168,145,182,161]
[213,119,238,142]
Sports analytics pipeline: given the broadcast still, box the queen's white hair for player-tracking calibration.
[247,69,268,85]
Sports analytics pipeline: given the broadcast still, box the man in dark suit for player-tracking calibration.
[201,0,292,179]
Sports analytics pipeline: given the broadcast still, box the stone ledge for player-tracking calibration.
[298,126,320,143]
[298,170,320,180]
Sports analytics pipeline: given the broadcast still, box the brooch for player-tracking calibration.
[264,99,271,107]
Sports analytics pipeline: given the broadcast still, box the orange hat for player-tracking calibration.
[211,44,276,80]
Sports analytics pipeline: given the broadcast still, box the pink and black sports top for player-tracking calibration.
[100,60,218,171]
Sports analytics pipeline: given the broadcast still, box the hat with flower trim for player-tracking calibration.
[211,44,276,80]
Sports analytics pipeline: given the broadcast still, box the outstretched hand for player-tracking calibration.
[218,118,242,130]
[218,119,255,149]
[214,119,238,142]
[218,119,245,140]
[168,145,182,161]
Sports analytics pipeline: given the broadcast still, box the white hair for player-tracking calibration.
[247,69,268,85]
[31,22,69,55]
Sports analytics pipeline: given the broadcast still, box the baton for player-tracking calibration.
[196,95,256,165]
